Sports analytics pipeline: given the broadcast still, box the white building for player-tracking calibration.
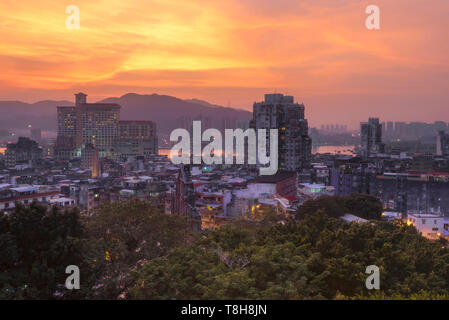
[49,197,76,208]
[407,213,445,240]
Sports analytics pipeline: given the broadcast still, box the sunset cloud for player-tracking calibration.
[0,0,448,127]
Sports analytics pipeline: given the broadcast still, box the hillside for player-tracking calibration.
[0,94,252,135]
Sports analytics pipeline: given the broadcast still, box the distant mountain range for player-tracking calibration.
[0,93,252,135]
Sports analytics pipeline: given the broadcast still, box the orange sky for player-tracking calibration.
[0,0,448,128]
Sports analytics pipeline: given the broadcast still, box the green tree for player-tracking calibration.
[83,199,191,299]
[342,194,383,220]
[128,209,449,300]
[0,202,85,299]
[296,194,383,221]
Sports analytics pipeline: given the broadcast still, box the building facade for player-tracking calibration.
[171,165,201,231]
[407,213,445,240]
[375,172,449,217]
[57,106,77,138]
[117,120,158,157]
[55,93,158,160]
[75,97,120,157]
[361,118,384,157]
[81,143,100,178]
[5,137,42,167]
[251,94,312,173]
[437,131,449,156]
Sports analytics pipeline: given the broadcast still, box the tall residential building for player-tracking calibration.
[117,120,158,157]
[251,93,312,173]
[5,137,43,167]
[360,118,384,157]
[55,100,79,160]
[81,143,100,178]
[375,172,449,216]
[54,136,77,160]
[57,106,77,137]
[436,131,449,156]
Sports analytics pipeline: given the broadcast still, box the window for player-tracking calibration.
[422,219,426,224]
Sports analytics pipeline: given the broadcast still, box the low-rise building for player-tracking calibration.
[299,183,334,199]
[407,213,445,240]
[0,185,61,213]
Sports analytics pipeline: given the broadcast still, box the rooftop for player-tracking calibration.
[249,172,296,184]
[340,214,369,224]
[408,213,443,218]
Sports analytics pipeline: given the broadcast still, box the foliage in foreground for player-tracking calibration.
[0,200,190,299]
[296,194,384,220]
[0,203,84,299]
[128,208,449,299]
[1,196,448,300]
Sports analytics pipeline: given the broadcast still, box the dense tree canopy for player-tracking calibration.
[79,200,191,299]
[1,197,448,300]
[128,210,449,299]
[296,194,384,220]
[0,203,84,299]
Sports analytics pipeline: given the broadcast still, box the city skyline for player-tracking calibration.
[2,0,449,304]
[2,91,449,133]
[2,90,449,301]
[0,0,448,128]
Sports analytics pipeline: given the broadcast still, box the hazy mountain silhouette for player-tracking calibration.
[100,93,252,134]
[0,93,252,135]
[0,100,72,135]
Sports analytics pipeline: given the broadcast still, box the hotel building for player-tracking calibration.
[55,93,157,160]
